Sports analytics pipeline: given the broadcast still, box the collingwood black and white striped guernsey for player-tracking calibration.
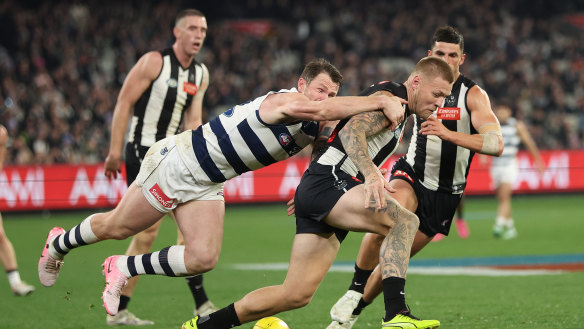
[405,75,477,194]
[176,88,320,184]
[129,47,208,147]
[315,81,411,179]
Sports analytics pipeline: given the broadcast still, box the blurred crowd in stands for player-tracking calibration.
[0,0,583,165]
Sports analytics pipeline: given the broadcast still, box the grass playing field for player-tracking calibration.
[1,194,582,328]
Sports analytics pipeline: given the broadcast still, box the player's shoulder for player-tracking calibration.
[460,75,487,99]
[360,80,402,97]
[458,74,476,87]
[138,51,164,67]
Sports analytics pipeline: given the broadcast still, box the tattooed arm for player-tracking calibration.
[339,101,392,211]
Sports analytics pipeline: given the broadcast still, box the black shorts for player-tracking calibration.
[294,162,362,243]
[390,158,463,236]
[124,142,150,186]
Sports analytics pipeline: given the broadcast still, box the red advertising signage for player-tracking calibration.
[0,150,582,211]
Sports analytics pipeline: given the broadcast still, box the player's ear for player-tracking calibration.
[297,78,307,93]
[411,75,421,90]
[173,26,180,39]
[459,53,466,65]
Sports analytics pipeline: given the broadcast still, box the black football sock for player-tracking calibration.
[118,295,130,311]
[197,303,240,329]
[352,298,370,316]
[348,263,373,294]
[186,274,209,308]
[382,277,406,321]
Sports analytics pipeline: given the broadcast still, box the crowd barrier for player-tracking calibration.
[1,150,582,211]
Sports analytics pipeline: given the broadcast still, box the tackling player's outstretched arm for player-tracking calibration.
[261,91,405,129]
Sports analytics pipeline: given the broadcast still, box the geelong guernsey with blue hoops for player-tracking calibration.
[129,48,208,148]
[176,88,319,184]
[405,75,477,194]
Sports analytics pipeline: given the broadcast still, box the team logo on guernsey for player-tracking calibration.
[437,107,461,120]
[224,107,235,117]
[279,133,292,146]
[149,184,175,208]
[444,94,456,107]
[183,82,198,95]
[160,147,169,156]
[166,78,178,88]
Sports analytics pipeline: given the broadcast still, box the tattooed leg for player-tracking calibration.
[379,195,419,279]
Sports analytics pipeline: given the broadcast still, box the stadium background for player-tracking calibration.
[0,0,583,328]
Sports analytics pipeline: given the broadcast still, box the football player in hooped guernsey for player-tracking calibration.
[180,56,454,329]
[38,58,407,318]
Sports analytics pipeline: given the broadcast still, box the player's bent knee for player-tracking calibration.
[283,292,313,309]
[108,228,134,240]
[185,250,219,273]
[197,258,218,273]
[281,286,315,309]
[404,212,420,230]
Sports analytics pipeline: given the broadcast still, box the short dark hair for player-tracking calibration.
[300,58,343,87]
[175,9,205,27]
[414,57,455,84]
[431,26,464,53]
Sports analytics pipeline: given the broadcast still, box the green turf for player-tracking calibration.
[0,194,582,328]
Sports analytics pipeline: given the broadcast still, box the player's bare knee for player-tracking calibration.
[387,198,419,231]
[108,227,134,240]
[283,290,313,309]
[404,211,419,232]
[197,257,218,273]
[185,249,219,273]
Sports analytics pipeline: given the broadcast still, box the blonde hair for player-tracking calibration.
[412,57,455,83]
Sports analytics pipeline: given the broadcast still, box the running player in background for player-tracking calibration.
[327,26,504,329]
[0,124,35,297]
[102,9,215,325]
[491,104,544,239]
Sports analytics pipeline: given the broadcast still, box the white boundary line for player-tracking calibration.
[232,263,565,276]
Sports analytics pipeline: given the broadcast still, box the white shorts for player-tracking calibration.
[135,135,225,213]
[490,158,518,188]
